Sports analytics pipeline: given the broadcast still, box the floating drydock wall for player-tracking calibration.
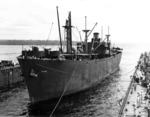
[119,52,150,117]
[0,65,24,90]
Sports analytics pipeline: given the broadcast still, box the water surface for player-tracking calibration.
[0,43,149,117]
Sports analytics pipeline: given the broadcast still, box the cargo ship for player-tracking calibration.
[0,60,23,90]
[17,7,122,103]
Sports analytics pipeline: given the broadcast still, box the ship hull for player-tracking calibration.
[18,52,122,103]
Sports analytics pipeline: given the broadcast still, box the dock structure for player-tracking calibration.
[0,64,23,90]
[119,52,150,117]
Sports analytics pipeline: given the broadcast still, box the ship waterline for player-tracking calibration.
[18,52,122,103]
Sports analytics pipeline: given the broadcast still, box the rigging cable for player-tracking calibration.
[75,26,83,42]
[49,64,78,117]
[45,22,54,46]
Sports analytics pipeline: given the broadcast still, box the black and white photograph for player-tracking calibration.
[0,0,150,116]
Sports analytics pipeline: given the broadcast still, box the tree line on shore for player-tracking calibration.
[0,40,77,45]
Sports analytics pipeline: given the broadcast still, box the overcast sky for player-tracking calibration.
[0,0,150,44]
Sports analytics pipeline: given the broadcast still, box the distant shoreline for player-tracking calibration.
[0,40,77,45]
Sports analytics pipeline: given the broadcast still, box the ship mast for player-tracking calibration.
[63,12,73,53]
[106,26,110,43]
[56,6,63,53]
[82,16,90,53]
[106,26,110,55]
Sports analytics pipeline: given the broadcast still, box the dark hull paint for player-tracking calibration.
[18,52,122,103]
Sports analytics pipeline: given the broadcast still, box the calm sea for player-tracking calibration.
[0,43,149,117]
